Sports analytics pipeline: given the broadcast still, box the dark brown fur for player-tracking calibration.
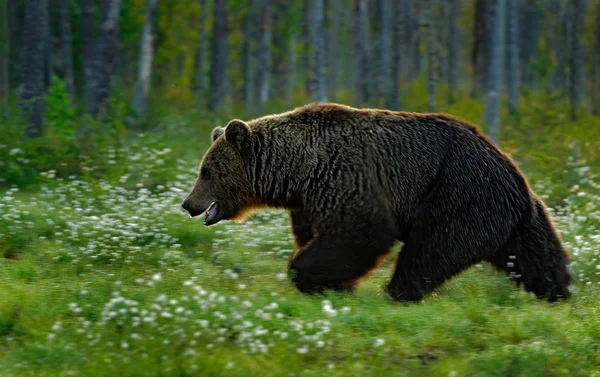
[182,103,572,302]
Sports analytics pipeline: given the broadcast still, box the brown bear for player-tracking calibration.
[182,103,572,303]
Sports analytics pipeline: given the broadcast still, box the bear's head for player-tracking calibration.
[181,119,256,226]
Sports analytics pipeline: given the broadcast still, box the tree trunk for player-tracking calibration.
[447,0,460,104]
[43,2,52,90]
[255,0,271,112]
[59,0,74,105]
[376,0,390,107]
[81,0,95,111]
[388,0,401,110]
[593,5,600,115]
[364,3,374,105]
[0,0,9,109]
[353,0,367,108]
[241,1,253,113]
[85,0,121,118]
[328,0,341,100]
[506,0,519,114]
[285,34,297,108]
[194,0,207,99]
[436,0,448,84]
[471,0,487,98]
[549,0,568,93]
[209,0,227,112]
[520,1,539,89]
[311,0,327,102]
[270,1,286,100]
[557,4,569,94]
[409,0,421,79]
[302,0,312,95]
[21,0,46,137]
[7,0,20,94]
[484,0,506,143]
[425,0,435,112]
[568,0,585,121]
[132,0,158,118]
[402,0,412,79]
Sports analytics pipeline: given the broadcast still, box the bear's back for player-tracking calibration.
[249,103,487,147]
[245,103,515,185]
[241,103,530,234]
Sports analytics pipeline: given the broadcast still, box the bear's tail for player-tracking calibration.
[491,198,572,302]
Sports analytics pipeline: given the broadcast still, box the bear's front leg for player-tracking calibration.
[288,230,395,295]
[289,209,314,250]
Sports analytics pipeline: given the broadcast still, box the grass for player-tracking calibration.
[1,99,600,376]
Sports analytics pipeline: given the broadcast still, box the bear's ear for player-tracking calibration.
[211,126,225,143]
[224,119,251,150]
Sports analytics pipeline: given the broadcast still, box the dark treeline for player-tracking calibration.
[1,0,600,143]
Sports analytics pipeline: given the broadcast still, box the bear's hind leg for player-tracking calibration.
[289,230,395,295]
[386,179,516,302]
[490,200,572,302]
[386,241,481,302]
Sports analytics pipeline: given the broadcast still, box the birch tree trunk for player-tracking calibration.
[21,0,46,137]
[506,0,519,114]
[484,0,506,143]
[521,2,539,89]
[241,2,253,113]
[471,0,487,98]
[593,6,600,115]
[194,0,207,99]
[7,0,20,94]
[353,0,367,108]
[556,4,569,94]
[447,0,460,104]
[568,0,585,121]
[285,34,297,108]
[59,0,74,106]
[302,0,312,95]
[0,0,9,109]
[255,0,271,111]
[132,0,158,118]
[402,0,412,79]
[425,0,435,112]
[376,0,390,107]
[85,0,121,118]
[388,0,402,110]
[364,4,374,104]
[311,0,327,102]
[328,0,341,100]
[271,1,286,100]
[81,0,95,111]
[209,0,227,112]
[409,0,421,79]
[43,2,52,89]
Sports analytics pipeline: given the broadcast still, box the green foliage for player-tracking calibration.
[0,77,132,188]
[154,0,202,105]
[4,11,600,370]
[500,93,600,206]
[120,0,146,51]
[1,104,600,376]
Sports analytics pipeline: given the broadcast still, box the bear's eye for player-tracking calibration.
[200,167,211,180]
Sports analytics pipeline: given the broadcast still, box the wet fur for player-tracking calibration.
[195,103,573,303]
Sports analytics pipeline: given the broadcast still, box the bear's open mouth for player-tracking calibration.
[203,201,219,226]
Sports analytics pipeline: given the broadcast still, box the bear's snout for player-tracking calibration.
[181,198,204,217]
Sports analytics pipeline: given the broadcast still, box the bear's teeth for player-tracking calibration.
[204,202,219,225]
